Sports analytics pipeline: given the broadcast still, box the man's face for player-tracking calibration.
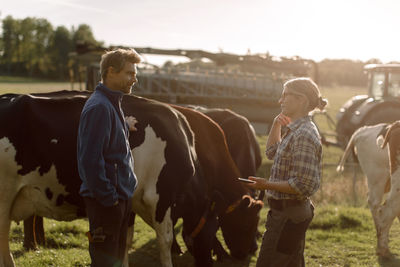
[107,62,138,94]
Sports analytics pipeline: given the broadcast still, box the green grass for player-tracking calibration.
[4,79,398,266]
[10,206,400,266]
[0,76,85,94]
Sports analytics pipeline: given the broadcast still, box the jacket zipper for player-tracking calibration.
[114,163,119,188]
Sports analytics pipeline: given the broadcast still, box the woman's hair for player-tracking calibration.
[100,48,142,82]
[283,77,328,111]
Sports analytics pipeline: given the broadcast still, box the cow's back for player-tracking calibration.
[200,108,261,177]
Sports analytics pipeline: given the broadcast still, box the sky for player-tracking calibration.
[1,0,400,65]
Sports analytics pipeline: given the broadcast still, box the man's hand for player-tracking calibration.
[125,116,138,131]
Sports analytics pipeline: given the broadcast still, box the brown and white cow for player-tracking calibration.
[375,121,400,257]
[173,106,263,258]
[172,105,263,260]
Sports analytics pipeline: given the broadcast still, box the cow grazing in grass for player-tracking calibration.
[172,105,263,260]
[374,121,400,257]
[336,123,393,256]
[0,93,220,267]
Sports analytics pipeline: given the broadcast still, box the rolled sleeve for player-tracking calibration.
[287,135,321,197]
[265,142,279,160]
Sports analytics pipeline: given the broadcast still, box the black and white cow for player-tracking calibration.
[18,92,263,263]
[0,93,219,267]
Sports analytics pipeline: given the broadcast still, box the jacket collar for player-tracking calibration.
[95,83,124,104]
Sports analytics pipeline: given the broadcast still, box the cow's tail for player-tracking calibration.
[380,122,400,149]
[336,131,357,173]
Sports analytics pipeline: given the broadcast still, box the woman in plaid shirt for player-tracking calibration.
[246,77,327,267]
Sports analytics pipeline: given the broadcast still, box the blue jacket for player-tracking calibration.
[77,83,137,207]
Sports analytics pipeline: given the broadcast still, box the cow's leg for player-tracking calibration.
[376,170,400,257]
[0,167,18,267]
[23,216,36,250]
[153,208,174,267]
[23,215,45,250]
[171,228,183,255]
[369,180,391,256]
[0,212,14,267]
[376,205,396,257]
[367,175,388,233]
[212,236,229,261]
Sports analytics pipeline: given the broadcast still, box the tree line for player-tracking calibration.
[0,15,102,80]
[0,15,396,86]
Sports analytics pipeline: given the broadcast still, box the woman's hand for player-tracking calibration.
[245,176,268,190]
[273,113,291,127]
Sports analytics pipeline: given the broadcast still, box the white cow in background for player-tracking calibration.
[336,123,392,255]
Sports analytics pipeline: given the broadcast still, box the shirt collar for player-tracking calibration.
[286,116,311,132]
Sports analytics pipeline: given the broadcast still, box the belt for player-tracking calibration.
[267,198,307,211]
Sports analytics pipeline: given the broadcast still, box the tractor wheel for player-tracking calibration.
[363,106,400,126]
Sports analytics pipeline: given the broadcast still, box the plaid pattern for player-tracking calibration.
[265,116,322,200]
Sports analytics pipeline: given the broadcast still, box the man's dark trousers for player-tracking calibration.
[84,197,132,267]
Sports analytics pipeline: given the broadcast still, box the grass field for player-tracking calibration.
[2,77,400,266]
[0,76,85,94]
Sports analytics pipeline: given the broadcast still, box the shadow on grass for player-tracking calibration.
[45,236,86,249]
[128,226,254,267]
[129,239,253,267]
[11,249,27,259]
[378,254,400,267]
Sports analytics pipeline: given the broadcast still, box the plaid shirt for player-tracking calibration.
[265,116,322,200]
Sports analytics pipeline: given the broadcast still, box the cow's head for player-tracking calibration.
[218,194,263,259]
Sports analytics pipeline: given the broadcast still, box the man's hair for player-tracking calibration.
[100,48,142,82]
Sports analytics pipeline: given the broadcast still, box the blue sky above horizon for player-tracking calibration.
[2,0,400,65]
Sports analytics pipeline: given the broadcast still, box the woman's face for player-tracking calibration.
[278,87,307,119]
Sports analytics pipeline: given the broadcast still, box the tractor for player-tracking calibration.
[335,64,400,147]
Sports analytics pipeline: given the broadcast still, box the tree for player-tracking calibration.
[1,16,54,77]
[72,24,103,48]
[1,15,18,74]
[19,17,36,76]
[49,26,73,79]
[317,59,367,86]
[31,18,53,77]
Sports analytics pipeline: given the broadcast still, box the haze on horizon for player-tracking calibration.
[1,0,399,64]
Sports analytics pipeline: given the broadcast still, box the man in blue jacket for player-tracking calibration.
[77,48,141,266]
